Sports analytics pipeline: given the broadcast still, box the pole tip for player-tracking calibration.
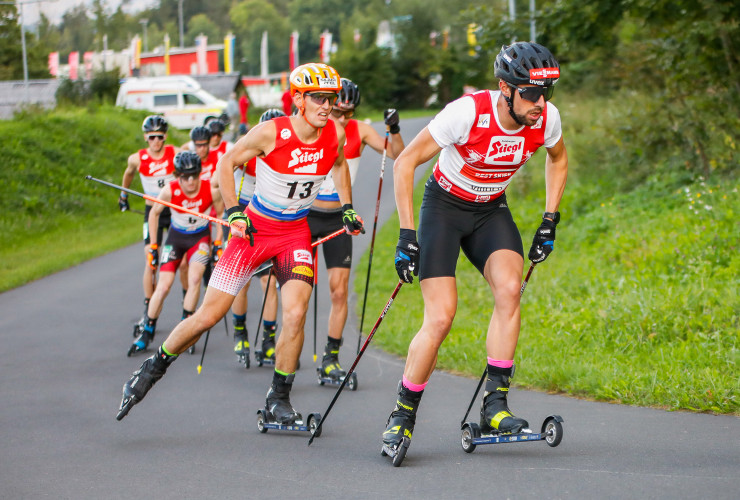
[84,175,92,180]
[197,365,202,374]
[313,354,317,362]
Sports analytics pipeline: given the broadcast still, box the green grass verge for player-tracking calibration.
[1,105,189,292]
[354,94,739,414]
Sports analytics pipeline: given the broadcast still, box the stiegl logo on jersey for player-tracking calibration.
[147,160,171,176]
[485,136,525,165]
[288,148,323,173]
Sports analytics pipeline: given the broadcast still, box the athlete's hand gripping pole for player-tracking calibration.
[86,176,229,228]
[356,126,390,354]
[308,281,404,446]
[459,263,536,427]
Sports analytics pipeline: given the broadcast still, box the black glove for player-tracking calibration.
[226,206,257,246]
[383,108,400,134]
[528,212,560,263]
[395,229,419,283]
[342,204,365,235]
[147,244,159,270]
[118,193,130,212]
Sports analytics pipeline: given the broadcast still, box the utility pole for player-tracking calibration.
[3,0,55,103]
[139,18,149,52]
[530,0,536,42]
[178,0,184,48]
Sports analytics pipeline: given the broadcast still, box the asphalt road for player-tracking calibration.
[1,116,737,499]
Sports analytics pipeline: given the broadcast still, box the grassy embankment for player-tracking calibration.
[354,94,739,414]
[1,105,189,292]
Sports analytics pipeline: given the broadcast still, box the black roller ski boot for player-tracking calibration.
[382,383,423,467]
[132,298,150,337]
[117,346,177,420]
[264,372,301,425]
[233,322,250,368]
[480,365,529,435]
[128,317,156,356]
[317,337,357,389]
[255,324,277,367]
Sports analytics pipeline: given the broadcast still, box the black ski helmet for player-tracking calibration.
[142,115,168,133]
[259,108,286,122]
[336,78,361,110]
[494,42,560,87]
[207,119,226,135]
[190,126,212,142]
[174,151,202,176]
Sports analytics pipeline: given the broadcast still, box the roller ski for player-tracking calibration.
[256,373,322,437]
[254,325,277,367]
[316,340,357,390]
[381,384,422,467]
[117,347,175,420]
[459,365,563,453]
[233,325,250,368]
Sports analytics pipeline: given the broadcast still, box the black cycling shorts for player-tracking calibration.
[143,205,172,245]
[417,175,523,280]
[307,209,352,269]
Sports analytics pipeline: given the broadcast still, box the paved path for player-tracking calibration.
[1,117,737,499]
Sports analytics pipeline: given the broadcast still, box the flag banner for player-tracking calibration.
[289,31,299,70]
[68,51,79,80]
[260,31,269,77]
[196,34,208,74]
[48,52,59,77]
[83,52,94,80]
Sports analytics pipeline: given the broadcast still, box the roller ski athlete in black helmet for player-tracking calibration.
[121,115,181,339]
[127,150,223,357]
[381,41,567,466]
[308,77,405,388]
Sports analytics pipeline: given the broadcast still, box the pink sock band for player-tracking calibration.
[402,375,427,392]
[487,358,514,369]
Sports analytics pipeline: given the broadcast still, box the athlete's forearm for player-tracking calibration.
[388,132,406,160]
[217,156,239,209]
[332,160,353,206]
[544,141,568,213]
[393,156,416,230]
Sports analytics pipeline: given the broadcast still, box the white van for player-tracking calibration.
[116,76,227,130]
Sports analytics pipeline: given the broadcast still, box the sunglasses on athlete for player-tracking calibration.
[508,83,555,103]
[147,135,165,141]
[179,173,199,181]
[331,108,355,119]
[305,92,338,106]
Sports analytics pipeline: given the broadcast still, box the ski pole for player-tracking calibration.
[123,207,146,215]
[197,328,211,374]
[356,126,390,354]
[313,248,319,363]
[308,280,403,446]
[460,262,537,426]
[253,270,273,351]
[223,315,229,337]
[87,176,229,228]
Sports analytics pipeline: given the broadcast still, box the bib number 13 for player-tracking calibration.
[287,181,314,199]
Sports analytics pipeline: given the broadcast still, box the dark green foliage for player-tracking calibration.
[56,70,122,106]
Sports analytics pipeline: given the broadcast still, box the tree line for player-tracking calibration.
[2,0,738,175]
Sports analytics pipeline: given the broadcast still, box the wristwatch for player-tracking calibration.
[543,211,560,223]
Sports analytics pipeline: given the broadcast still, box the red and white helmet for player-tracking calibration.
[289,63,341,96]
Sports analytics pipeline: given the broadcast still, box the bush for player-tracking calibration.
[55,69,122,106]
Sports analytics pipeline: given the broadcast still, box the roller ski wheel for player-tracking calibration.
[459,415,564,451]
[316,368,358,391]
[381,436,410,467]
[543,415,564,447]
[461,423,481,453]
